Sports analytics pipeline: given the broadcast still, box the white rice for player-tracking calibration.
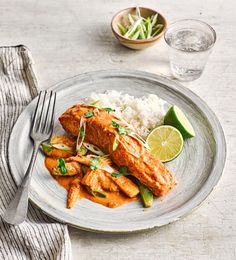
[86,90,166,138]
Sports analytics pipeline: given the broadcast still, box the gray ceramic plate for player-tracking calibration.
[8,70,226,233]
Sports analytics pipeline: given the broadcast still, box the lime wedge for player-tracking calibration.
[147,125,183,162]
[164,106,195,139]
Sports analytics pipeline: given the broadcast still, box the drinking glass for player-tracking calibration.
[164,19,216,81]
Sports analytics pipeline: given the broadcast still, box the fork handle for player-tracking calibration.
[3,141,41,225]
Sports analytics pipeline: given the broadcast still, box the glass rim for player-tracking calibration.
[164,19,217,53]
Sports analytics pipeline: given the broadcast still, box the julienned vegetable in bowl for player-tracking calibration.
[111,6,167,50]
[118,9,164,40]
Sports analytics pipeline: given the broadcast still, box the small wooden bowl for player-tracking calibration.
[111,7,167,50]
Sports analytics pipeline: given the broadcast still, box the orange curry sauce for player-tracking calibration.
[45,157,136,208]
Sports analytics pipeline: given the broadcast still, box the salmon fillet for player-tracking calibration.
[59,104,176,196]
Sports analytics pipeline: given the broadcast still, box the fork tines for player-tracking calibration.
[31,91,56,140]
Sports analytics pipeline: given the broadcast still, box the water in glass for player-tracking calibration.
[165,20,216,81]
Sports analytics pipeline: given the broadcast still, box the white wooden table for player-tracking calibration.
[1,0,235,259]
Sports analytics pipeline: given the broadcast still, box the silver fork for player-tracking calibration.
[3,91,56,225]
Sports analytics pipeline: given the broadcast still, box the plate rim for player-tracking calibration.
[8,69,227,233]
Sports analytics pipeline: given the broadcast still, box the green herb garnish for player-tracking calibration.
[91,189,106,198]
[90,158,100,170]
[57,158,67,175]
[111,120,130,135]
[111,166,129,177]
[84,111,94,118]
[41,143,52,152]
[103,107,115,113]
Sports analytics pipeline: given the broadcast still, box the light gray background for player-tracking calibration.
[1,0,235,259]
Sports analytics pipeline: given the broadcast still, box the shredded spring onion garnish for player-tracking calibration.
[113,116,150,149]
[128,132,150,150]
[76,117,86,152]
[110,116,150,153]
[117,7,164,40]
[86,154,100,159]
[83,142,104,156]
[52,144,71,151]
[112,116,135,131]
[117,137,140,158]
[42,143,72,152]
[110,119,143,156]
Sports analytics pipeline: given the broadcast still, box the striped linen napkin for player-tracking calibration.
[0,46,71,260]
